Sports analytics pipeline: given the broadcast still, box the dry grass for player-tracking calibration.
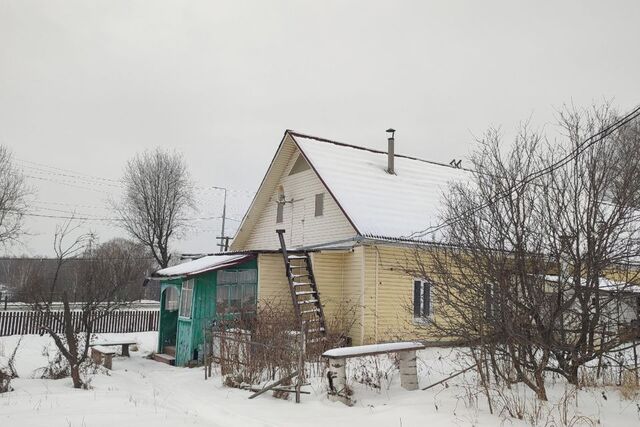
[618,370,640,400]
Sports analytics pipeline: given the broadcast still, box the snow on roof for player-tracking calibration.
[153,254,255,278]
[291,132,469,241]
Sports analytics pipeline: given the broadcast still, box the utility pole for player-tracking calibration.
[212,186,228,252]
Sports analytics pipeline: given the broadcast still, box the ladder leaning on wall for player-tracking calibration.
[276,229,327,348]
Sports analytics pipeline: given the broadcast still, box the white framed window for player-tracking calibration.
[217,269,258,317]
[180,279,194,318]
[314,193,324,217]
[484,283,497,319]
[413,279,433,321]
[164,286,179,311]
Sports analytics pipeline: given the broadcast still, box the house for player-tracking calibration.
[228,130,472,346]
[154,129,472,365]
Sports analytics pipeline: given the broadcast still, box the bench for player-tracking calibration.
[322,341,426,405]
[90,340,137,357]
[91,345,117,369]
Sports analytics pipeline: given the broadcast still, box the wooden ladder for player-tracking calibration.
[276,229,327,346]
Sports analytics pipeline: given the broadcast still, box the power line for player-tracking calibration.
[1,207,241,224]
[408,104,640,240]
[15,158,122,185]
[30,199,110,211]
[23,174,118,195]
[21,166,123,188]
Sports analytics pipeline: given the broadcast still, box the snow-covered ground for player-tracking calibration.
[1,333,639,426]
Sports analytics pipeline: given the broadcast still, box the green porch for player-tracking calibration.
[155,254,257,367]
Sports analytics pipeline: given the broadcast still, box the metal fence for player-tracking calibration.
[0,309,159,336]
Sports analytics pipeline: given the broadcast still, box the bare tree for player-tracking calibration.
[0,145,28,245]
[31,220,143,388]
[116,148,194,268]
[408,104,640,400]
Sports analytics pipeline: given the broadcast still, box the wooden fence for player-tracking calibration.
[0,309,159,336]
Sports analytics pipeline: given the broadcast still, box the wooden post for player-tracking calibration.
[327,357,348,404]
[296,326,305,403]
[399,350,419,391]
[633,339,638,386]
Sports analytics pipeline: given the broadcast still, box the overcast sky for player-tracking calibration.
[1,0,639,257]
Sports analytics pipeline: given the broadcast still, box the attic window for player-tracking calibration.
[288,154,311,175]
[314,193,324,217]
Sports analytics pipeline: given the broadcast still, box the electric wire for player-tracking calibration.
[407,104,640,240]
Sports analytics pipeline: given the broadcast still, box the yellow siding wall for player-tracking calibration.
[309,252,343,322]
[342,246,364,344]
[243,137,356,250]
[257,253,289,305]
[257,245,438,346]
[256,251,361,338]
[361,245,439,344]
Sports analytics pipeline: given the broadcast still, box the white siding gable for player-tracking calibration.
[242,141,356,250]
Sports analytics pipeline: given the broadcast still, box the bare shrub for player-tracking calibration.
[350,355,396,391]
[0,337,21,393]
[214,301,299,388]
[213,299,357,396]
[37,346,70,380]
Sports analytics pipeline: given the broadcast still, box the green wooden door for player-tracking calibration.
[176,318,192,366]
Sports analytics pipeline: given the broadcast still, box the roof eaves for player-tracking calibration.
[151,254,256,280]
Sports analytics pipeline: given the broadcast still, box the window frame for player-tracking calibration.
[216,269,258,319]
[164,286,179,312]
[413,278,433,323]
[179,279,194,319]
[314,193,324,217]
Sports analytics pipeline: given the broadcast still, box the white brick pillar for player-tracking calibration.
[327,357,349,404]
[399,350,419,390]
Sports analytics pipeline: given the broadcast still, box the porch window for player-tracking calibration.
[180,279,194,318]
[217,269,258,317]
[413,279,432,321]
[165,286,179,311]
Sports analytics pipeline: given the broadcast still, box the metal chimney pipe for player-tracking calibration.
[386,128,396,174]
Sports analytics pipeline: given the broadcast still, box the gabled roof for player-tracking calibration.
[231,130,469,249]
[152,254,255,279]
[289,131,469,241]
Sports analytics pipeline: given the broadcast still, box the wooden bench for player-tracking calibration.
[91,345,117,369]
[90,340,137,357]
[322,341,426,405]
